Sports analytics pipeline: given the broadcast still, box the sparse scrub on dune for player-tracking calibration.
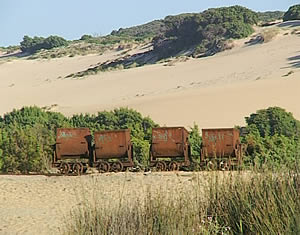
[0,45,20,55]
[65,58,143,79]
[163,56,190,66]
[259,28,280,43]
[27,42,107,60]
[24,34,146,60]
[64,169,300,235]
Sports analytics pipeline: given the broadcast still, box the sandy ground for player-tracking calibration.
[0,23,299,129]
[0,172,212,235]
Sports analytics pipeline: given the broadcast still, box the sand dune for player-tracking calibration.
[0,24,299,128]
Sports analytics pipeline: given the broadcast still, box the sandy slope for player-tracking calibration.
[0,23,299,128]
[0,172,203,234]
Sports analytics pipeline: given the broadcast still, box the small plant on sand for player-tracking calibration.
[282,70,295,77]
[260,28,280,43]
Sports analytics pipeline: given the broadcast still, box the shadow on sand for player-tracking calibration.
[0,51,29,59]
[288,55,300,69]
[278,20,300,28]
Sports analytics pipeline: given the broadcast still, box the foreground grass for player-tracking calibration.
[65,170,300,234]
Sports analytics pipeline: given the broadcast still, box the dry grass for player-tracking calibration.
[64,169,300,235]
[260,28,280,43]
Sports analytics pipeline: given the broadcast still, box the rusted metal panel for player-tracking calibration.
[94,129,132,160]
[55,128,91,160]
[151,127,189,158]
[201,128,240,158]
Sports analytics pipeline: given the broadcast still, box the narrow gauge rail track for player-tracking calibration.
[0,172,84,177]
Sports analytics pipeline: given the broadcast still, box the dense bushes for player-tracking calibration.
[244,107,300,168]
[257,11,284,22]
[0,106,300,172]
[111,20,167,40]
[153,5,258,58]
[0,107,70,172]
[0,107,157,173]
[20,35,68,54]
[283,5,300,22]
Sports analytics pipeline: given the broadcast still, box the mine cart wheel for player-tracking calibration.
[73,163,83,175]
[219,161,229,171]
[111,161,123,173]
[168,161,179,171]
[98,161,110,173]
[60,162,70,175]
[207,161,216,171]
[156,161,166,171]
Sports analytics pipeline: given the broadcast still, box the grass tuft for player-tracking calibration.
[64,169,300,235]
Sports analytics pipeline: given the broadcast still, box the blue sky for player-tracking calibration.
[0,0,298,46]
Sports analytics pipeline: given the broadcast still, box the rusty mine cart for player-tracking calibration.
[200,128,244,170]
[93,129,134,173]
[150,127,191,171]
[53,128,92,175]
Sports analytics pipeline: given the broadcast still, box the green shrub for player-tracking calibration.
[244,107,300,168]
[283,4,300,22]
[42,35,68,49]
[257,11,284,22]
[0,106,157,173]
[188,123,202,158]
[80,34,93,41]
[20,35,68,54]
[111,20,166,40]
[153,5,257,58]
[0,107,71,173]
[245,107,300,138]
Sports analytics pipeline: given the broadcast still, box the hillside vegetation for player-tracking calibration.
[20,35,68,54]
[14,5,283,62]
[0,106,299,173]
[153,5,258,58]
[284,4,300,21]
[257,11,284,23]
[6,5,295,67]
[111,20,167,40]
[65,5,262,78]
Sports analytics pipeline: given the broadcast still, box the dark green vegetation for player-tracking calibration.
[111,20,167,40]
[283,4,300,22]
[20,35,68,54]
[0,107,157,173]
[65,171,300,234]
[257,11,284,23]
[243,107,300,168]
[66,5,261,78]
[9,4,295,69]
[0,106,299,173]
[153,5,258,58]
[7,4,297,64]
